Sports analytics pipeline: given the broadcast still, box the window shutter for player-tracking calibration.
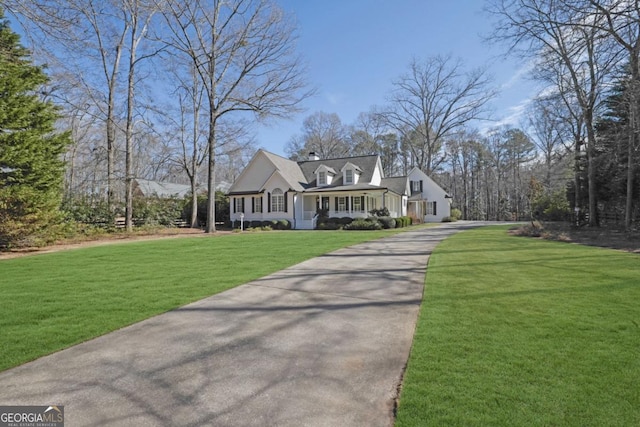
[284,192,288,212]
[420,180,423,192]
[233,197,236,213]
[252,197,255,213]
[434,201,437,216]
[268,193,271,212]
[241,198,245,213]
[361,196,365,212]
[335,197,338,211]
[346,196,350,211]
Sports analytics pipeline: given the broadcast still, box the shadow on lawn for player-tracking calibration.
[0,220,481,426]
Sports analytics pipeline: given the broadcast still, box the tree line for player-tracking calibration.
[1,0,638,248]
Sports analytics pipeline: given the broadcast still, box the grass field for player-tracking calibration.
[0,229,401,372]
[395,225,640,426]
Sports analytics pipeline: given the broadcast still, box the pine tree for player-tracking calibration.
[0,12,70,248]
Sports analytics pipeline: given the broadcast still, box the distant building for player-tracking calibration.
[132,179,231,198]
[132,179,193,198]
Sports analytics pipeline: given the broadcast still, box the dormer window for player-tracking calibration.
[314,165,336,186]
[341,162,362,185]
[319,171,327,185]
[345,169,353,184]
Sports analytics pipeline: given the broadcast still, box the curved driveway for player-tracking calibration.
[0,222,487,426]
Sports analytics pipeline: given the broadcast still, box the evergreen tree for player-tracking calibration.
[595,72,640,225]
[0,12,70,247]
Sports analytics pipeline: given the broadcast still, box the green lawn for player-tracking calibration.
[395,225,640,426]
[0,229,401,372]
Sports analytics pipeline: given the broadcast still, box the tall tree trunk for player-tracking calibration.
[206,121,216,233]
[107,91,117,208]
[585,108,598,227]
[190,173,199,228]
[626,103,635,230]
[125,45,136,232]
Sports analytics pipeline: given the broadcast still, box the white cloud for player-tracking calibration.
[500,61,535,91]
[479,99,532,134]
[324,91,345,106]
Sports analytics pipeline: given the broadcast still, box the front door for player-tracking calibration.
[318,196,330,212]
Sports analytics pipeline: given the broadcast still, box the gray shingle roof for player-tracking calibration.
[262,151,308,191]
[133,179,192,198]
[297,155,380,188]
[381,176,409,196]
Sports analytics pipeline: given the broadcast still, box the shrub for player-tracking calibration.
[450,208,462,221]
[339,217,354,225]
[62,197,114,226]
[181,191,229,228]
[344,218,383,230]
[278,219,291,230]
[316,222,341,230]
[133,196,184,226]
[441,216,453,223]
[316,217,347,230]
[378,216,396,229]
[369,207,390,217]
[394,216,412,228]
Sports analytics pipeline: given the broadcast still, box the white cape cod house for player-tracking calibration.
[227,150,451,229]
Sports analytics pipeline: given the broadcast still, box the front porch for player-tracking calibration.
[297,191,404,229]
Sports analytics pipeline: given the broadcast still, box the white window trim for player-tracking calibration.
[345,169,353,184]
[427,201,436,215]
[255,197,262,213]
[272,189,285,212]
[353,196,362,212]
[318,171,326,186]
[337,196,346,212]
[235,197,243,213]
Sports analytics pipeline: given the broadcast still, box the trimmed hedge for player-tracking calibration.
[344,218,382,230]
[315,216,352,230]
[395,216,412,228]
[316,222,341,230]
[378,216,396,229]
[230,219,291,230]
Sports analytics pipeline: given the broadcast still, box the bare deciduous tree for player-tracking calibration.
[582,0,640,229]
[383,55,496,175]
[157,0,311,232]
[4,0,131,209]
[285,112,351,160]
[489,0,621,226]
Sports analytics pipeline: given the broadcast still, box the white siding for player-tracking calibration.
[408,168,451,222]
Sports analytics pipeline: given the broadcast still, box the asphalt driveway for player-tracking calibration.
[0,222,485,426]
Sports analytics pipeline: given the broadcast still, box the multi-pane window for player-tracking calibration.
[254,197,262,213]
[271,188,285,212]
[235,197,243,213]
[353,196,362,212]
[345,169,353,184]
[318,171,326,185]
[427,201,437,215]
[337,196,346,212]
[411,180,422,193]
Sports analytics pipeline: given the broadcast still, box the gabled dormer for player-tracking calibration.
[313,164,337,186]
[340,162,362,185]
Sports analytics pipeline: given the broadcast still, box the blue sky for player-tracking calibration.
[256,0,538,156]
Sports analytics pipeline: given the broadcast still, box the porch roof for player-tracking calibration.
[301,184,403,196]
